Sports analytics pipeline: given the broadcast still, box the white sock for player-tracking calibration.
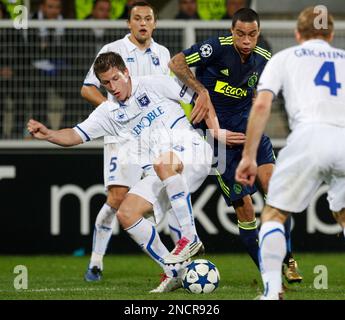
[163,174,198,241]
[343,228,345,239]
[125,217,177,277]
[90,203,117,269]
[259,221,286,298]
[167,208,181,245]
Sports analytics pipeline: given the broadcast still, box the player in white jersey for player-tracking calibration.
[27,51,221,292]
[236,7,345,300]
[80,2,180,282]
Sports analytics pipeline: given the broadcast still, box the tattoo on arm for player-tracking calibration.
[170,53,206,94]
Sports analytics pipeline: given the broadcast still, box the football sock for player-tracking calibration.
[238,219,260,269]
[125,217,177,277]
[90,203,116,269]
[259,221,286,298]
[167,208,181,245]
[283,215,292,264]
[163,174,198,242]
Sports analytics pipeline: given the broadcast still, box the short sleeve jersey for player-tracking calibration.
[83,34,171,143]
[183,35,271,132]
[258,39,345,130]
[75,75,195,144]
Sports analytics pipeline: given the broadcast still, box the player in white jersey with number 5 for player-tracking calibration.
[236,7,345,300]
[80,1,182,282]
[27,51,220,292]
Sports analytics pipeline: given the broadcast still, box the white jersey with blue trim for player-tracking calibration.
[258,39,345,130]
[74,75,195,145]
[83,34,171,144]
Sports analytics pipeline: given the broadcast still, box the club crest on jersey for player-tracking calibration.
[151,54,160,66]
[126,57,135,62]
[248,72,258,88]
[200,44,213,58]
[137,93,151,108]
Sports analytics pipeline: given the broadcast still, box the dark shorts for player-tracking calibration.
[213,134,275,206]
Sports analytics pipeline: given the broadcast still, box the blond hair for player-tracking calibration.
[297,6,334,40]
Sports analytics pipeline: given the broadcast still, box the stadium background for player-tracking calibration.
[1,0,345,255]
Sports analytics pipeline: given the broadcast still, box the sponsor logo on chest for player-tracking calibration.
[132,106,165,136]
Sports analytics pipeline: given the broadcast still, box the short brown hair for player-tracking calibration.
[297,6,334,40]
[128,1,157,21]
[93,52,126,79]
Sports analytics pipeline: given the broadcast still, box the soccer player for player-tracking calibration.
[28,52,219,292]
[169,7,302,281]
[80,1,183,282]
[236,6,345,299]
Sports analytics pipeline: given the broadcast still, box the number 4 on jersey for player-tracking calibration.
[314,61,341,96]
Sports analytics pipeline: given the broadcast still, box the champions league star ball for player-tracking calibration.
[182,259,220,294]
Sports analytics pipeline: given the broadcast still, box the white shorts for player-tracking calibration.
[129,129,213,224]
[266,124,345,213]
[103,143,143,188]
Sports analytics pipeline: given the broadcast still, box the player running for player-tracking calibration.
[236,6,345,299]
[169,7,302,282]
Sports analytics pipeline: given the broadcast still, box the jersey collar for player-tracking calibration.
[123,33,158,54]
[108,77,139,111]
[302,39,331,47]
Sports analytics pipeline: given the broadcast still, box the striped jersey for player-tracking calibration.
[182,34,271,132]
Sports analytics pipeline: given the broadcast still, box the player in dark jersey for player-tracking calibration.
[169,8,302,283]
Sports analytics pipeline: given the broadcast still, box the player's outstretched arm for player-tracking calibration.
[27,119,83,147]
[169,52,210,124]
[81,85,107,108]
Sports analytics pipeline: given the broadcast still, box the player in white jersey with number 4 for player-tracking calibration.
[236,7,345,300]
[28,51,221,292]
[80,2,183,282]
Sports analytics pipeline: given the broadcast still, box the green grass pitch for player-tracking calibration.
[0,253,344,300]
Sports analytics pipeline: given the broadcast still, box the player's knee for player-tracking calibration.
[332,209,345,228]
[234,196,255,222]
[154,155,183,180]
[261,205,288,224]
[153,161,173,180]
[107,188,127,209]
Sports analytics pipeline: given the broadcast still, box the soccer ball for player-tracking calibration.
[182,259,220,294]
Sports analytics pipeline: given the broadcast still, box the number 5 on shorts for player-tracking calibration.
[110,157,117,172]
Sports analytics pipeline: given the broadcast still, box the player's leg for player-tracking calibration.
[154,151,203,264]
[333,209,345,239]
[257,136,302,283]
[85,143,140,281]
[233,196,260,269]
[216,146,261,269]
[258,205,288,300]
[328,174,345,240]
[154,151,198,241]
[117,192,184,292]
[86,185,127,278]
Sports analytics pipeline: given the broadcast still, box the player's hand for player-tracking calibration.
[191,90,213,124]
[27,119,50,140]
[235,156,257,187]
[225,130,246,146]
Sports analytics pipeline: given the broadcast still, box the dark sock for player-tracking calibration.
[283,216,292,264]
[238,220,260,269]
